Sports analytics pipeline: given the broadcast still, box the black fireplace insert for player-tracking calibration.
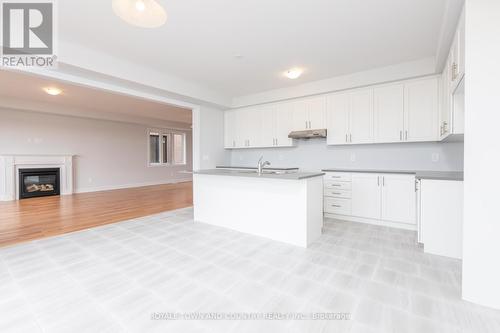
[19,168,60,199]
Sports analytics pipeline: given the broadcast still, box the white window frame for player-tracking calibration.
[147,129,187,167]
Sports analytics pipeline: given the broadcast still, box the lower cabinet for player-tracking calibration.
[324,172,416,228]
[418,179,463,259]
[351,173,381,219]
[380,174,416,224]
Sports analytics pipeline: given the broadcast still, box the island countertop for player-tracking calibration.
[321,169,463,181]
[194,169,325,180]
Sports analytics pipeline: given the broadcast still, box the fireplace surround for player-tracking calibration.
[0,155,73,201]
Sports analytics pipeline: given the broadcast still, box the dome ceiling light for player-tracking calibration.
[112,0,167,28]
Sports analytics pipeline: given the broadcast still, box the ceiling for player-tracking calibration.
[0,70,192,124]
[58,0,457,98]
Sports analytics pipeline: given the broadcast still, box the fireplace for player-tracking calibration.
[19,168,60,199]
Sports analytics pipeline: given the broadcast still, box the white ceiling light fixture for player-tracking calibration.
[43,87,62,96]
[284,68,303,79]
[112,0,167,28]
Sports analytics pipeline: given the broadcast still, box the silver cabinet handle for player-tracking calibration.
[383,176,385,187]
[400,130,402,141]
[275,138,278,146]
[405,130,408,141]
[305,121,308,129]
[331,184,341,187]
[377,176,380,186]
[330,176,341,178]
[331,204,341,208]
[332,192,341,195]
[350,134,352,142]
[345,134,348,143]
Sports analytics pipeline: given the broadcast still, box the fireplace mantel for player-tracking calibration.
[0,155,74,201]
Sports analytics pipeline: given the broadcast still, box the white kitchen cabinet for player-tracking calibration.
[291,96,326,131]
[404,77,439,142]
[307,96,327,129]
[326,88,373,145]
[349,89,374,144]
[450,8,465,92]
[419,179,463,259]
[224,110,237,148]
[326,92,350,145]
[324,171,417,229]
[351,173,381,219]
[374,84,405,143]
[261,103,294,147]
[380,174,416,225]
[260,105,276,147]
[274,103,294,147]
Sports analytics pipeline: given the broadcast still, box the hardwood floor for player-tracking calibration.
[0,182,193,248]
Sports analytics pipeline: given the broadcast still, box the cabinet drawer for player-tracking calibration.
[324,181,352,190]
[324,189,351,199]
[324,197,351,215]
[324,172,351,182]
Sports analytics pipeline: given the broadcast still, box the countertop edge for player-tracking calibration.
[321,169,463,181]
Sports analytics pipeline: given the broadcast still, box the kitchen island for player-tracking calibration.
[193,169,325,247]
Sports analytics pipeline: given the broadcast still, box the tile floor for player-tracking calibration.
[1,207,500,332]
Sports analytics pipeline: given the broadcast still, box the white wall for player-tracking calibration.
[192,105,229,170]
[229,140,464,172]
[462,0,500,310]
[232,57,436,108]
[0,109,193,193]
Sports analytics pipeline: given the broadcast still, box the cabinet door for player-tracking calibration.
[380,174,416,224]
[224,111,236,148]
[291,100,309,131]
[349,89,374,144]
[246,107,262,147]
[351,173,381,219]
[440,58,452,140]
[404,78,439,142]
[260,105,275,147]
[326,93,350,145]
[306,96,327,129]
[374,84,405,143]
[275,104,294,147]
[233,109,246,148]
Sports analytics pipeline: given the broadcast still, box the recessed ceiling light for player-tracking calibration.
[43,87,62,96]
[112,0,167,28]
[285,68,303,79]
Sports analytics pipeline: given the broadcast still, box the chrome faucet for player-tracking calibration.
[257,156,271,175]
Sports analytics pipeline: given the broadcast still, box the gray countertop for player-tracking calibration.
[321,169,463,181]
[194,169,325,180]
[216,166,299,171]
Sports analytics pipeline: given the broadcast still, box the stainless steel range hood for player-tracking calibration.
[288,129,327,139]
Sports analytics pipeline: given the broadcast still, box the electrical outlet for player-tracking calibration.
[432,153,440,162]
[278,154,284,161]
[350,153,356,162]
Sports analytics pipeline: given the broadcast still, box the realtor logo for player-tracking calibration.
[1,0,57,67]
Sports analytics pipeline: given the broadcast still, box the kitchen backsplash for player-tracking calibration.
[228,139,464,172]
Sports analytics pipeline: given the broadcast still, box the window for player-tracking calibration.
[162,134,170,164]
[149,133,160,164]
[173,133,186,165]
[148,130,186,166]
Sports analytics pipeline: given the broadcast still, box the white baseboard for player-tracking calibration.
[75,177,192,194]
[324,213,417,231]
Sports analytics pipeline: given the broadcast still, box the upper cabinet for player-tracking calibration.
[374,84,405,143]
[327,88,374,145]
[225,77,440,149]
[440,6,465,141]
[404,77,439,142]
[224,104,295,149]
[291,96,327,131]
